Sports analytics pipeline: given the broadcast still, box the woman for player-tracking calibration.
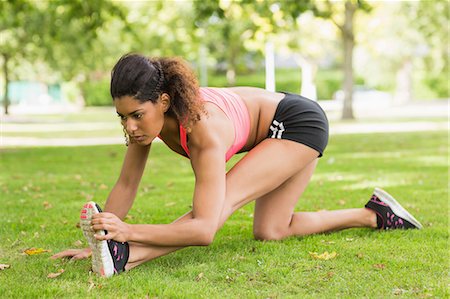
[52,54,422,277]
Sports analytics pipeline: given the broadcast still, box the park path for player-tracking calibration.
[1,100,448,147]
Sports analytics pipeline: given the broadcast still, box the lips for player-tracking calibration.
[133,136,147,142]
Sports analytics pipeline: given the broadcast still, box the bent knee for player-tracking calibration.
[253,227,287,241]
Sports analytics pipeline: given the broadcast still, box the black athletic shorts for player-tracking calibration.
[267,92,329,157]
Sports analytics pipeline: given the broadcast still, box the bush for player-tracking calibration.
[80,79,112,106]
[209,68,343,100]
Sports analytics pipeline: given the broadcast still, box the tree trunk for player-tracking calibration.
[341,0,356,119]
[2,53,9,115]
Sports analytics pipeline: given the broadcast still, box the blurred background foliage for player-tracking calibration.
[0,0,448,110]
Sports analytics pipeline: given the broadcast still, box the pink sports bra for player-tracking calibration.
[179,87,250,162]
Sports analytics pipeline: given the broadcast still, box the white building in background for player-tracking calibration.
[0,81,81,114]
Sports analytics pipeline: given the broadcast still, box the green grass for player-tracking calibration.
[0,131,448,298]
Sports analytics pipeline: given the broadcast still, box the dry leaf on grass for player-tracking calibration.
[309,251,337,260]
[0,264,10,270]
[42,201,52,209]
[24,248,51,255]
[99,184,108,190]
[195,272,204,281]
[321,240,335,245]
[47,269,64,278]
[373,263,386,270]
[73,240,83,247]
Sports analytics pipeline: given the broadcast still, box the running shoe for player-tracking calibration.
[365,188,423,230]
[80,202,129,277]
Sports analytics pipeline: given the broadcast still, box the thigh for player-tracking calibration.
[218,138,319,227]
[252,159,317,236]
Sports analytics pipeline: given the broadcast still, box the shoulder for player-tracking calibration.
[187,102,234,154]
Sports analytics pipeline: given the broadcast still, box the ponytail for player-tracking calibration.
[157,57,205,131]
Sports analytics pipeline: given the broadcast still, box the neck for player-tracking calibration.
[159,115,179,141]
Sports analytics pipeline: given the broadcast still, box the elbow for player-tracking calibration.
[193,225,216,246]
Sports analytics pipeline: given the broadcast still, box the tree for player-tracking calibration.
[315,0,371,119]
[356,2,426,104]
[193,0,316,86]
[0,0,39,114]
[0,0,127,114]
[410,0,449,98]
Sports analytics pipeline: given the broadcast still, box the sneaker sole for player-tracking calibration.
[374,188,423,229]
[80,202,114,277]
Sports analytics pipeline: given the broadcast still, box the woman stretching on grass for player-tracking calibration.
[52,53,422,277]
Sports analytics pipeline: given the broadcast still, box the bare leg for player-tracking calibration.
[253,156,376,241]
[126,139,376,269]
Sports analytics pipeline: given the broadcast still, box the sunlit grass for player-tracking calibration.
[0,131,448,298]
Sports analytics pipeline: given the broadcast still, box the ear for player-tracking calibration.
[160,93,171,113]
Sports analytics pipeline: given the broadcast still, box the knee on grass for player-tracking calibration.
[253,227,287,241]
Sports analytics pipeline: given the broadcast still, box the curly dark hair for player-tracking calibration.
[110,53,205,131]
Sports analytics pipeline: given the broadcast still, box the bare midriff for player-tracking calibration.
[227,87,285,152]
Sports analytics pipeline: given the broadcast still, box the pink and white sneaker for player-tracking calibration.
[365,188,423,230]
[80,202,129,277]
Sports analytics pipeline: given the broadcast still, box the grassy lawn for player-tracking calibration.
[0,131,448,298]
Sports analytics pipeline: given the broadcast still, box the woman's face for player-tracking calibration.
[114,95,169,146]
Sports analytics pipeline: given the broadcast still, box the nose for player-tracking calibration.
[125,119,138,134]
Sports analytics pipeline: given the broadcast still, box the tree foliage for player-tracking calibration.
[410,0,449,98]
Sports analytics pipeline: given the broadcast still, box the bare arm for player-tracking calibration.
[104,142,151,219]
[51,142,150,260]
[93,104,234,246]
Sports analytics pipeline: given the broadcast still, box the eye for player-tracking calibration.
[133,113,143,120]
[117,115,126,121]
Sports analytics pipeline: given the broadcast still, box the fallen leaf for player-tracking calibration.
[47,269,64,278]
[195,272,204,281]
[73,240,83,247]
[43,201,52,209]
[338,200,346,206]
[356,253,364,259]
[87,278,95,292]
[75,222,81,228]
[165,202,176,207]
[99,184,108,190]
[373,263,386,270]
[393,288,407,296]
[125,215,134,220]
[321,240,335,245]
[0,264,10,270]
[24,248,51,255]
[309,251,337,260]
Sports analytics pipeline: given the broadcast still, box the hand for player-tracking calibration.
[91,212,131,242]
[50,248,92,260]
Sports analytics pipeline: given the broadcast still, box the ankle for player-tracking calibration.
[364,208,378,228]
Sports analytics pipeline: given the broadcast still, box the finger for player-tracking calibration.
[50,250,78,259]
[71,252,91,260]
[95,233,112,241]
[92,223,110,231]
[92,212,114,220]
